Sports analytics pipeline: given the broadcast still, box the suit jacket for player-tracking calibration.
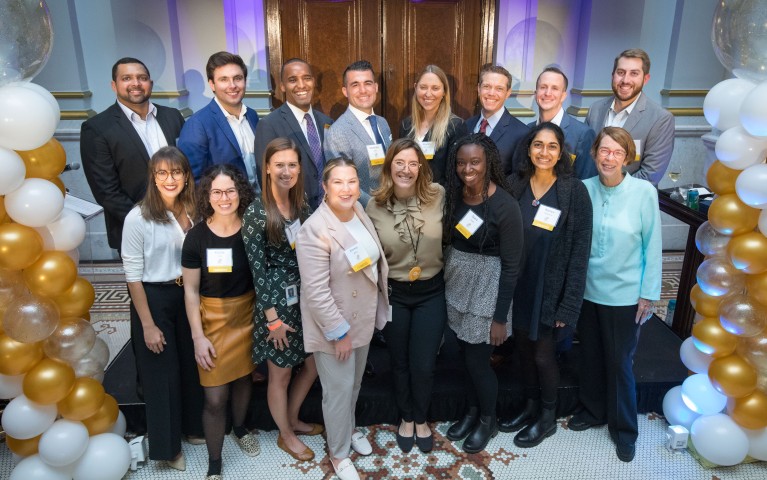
[585,92,675,186]
[323,108,392,206]
[177,99,260,182]
[296,201,390,355]
[398,115,467,185]
[80,102,184,250]
[253,103,333,209]
[525,114,597,179]
[465,109,529,176]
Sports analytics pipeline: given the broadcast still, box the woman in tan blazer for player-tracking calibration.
[295,157,389,480]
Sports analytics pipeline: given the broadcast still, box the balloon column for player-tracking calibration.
[662,0,767,467]
[0,2,131,479]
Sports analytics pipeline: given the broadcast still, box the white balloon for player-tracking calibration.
[681,373,728,415]
[38,208,86,251]
[72,433,131,480]
[735,163,767,209]
[715,126,767,170]
[65,248,81,265]
[690,414,749,466]
[0,146,26,195]
[743,426,767,461]
[38,419,90,467]
[9,82,60,122]
[663,385,701,430]
[1,394,57,439]
[4,178,64,227]
[10,454,70,480]
[759,209,767,237]
[0,85,59,151]
[679,337,713,374]
[704,78,756,131]
[0,373,25,399]
[740,80,767,137]
[109,410,127,438]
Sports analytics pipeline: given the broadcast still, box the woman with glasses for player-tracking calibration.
[122,146,204,471]
[182,165,259,479]
[567,127,661,463]
[366,138,446,453]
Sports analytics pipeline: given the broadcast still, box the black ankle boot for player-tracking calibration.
[498,398,539,433]
[462,415,498,453]
[513,404,556,448]
[446,407,478,441]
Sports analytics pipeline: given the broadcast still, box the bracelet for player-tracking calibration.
[337,332,347,341]
[267,319,283,331]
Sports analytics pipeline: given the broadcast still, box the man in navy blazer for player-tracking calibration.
[254,59,333,209]
[585,49,674,186]
[178,52,259,184]
[464,64,529,176]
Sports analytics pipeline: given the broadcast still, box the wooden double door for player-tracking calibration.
[266,0,496,131]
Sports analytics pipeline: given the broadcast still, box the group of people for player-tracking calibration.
[81,47,669,480]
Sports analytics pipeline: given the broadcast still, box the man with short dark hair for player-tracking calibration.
[178,51,260,184]
[324,60,391,206]
[585,48,674,186]
[81,57,185,252]
[254,59,333,208]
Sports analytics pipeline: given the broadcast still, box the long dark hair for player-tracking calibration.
[139,146,195,223]
[196,164,255,221]
[443,133,510,250]
[261,137,309,245]
[516,122,573,180]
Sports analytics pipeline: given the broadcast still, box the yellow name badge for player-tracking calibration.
[344,243,372,272]
[455,209,484,239]
[634,139,642,162]
[284,219,301,250]
[367,144,386,166]
[206,248,233,273]
[531,204,562,231]
[419,141,436,160]
[569,153,576,164]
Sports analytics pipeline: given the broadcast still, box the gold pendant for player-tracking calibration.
[408,265,422,282]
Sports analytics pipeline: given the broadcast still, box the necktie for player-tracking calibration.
[303,113,325,180]
[367,115,386,145]
[479,118,490,135]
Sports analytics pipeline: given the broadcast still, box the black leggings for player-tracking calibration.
[513,328,559,405]
[457,339,497,417]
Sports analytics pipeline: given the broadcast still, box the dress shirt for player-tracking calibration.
[285,102,321,140]
[214,97,257,182]
[473,107,506,137]
[605,93,641,128]
[116,101,168,156]
[537,107,565,126]
[121,206,191,283]
[348,105,381,143]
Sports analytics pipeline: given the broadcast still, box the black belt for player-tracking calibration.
[144,277,183,287]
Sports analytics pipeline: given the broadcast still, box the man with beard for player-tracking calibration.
[81,57,185,253]
[585,49,674,186]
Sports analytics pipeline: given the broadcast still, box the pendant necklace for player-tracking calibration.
[404,215,422,282]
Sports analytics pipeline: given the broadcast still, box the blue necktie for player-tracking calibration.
[367,115,386,146]
[304,113,325,193]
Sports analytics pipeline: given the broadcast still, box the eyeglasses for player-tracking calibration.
[209,188,239,200]
[597,147,627,161]
[155,169,185,181]
[393,160,420,171]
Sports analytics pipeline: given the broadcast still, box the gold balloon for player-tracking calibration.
[708,193,760,236]
[707,160,741,195]
[52,277,95,318]
[16,138,66,180]
[0,223,43,270]
[22,357,76,404]
[708,353,758,398]
[57,377,106,421]
[82,394,119,435]
[690,283,729,317]
[6,434,41,457]
[727,389,767,429]
[23,250,77,297]
[0,333,43,375]
[727,232,767,274]
[747,272,767,307]
[0,268,27,322]
[692,316,739,357]
[49,176,66,196]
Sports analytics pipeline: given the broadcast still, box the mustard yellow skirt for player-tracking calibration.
[199,291,255,387]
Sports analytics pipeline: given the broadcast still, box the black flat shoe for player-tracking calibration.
[498,398,538,433]
[415,432,433,453]
[567,412,605,431]
[616,442,636,462]
[462,415,497,454]
[446,407,478,441]
[396,431,415,453]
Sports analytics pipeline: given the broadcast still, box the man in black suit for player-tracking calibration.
[465,63,529,175]
[81,57,185,252]
[254,58,333,209]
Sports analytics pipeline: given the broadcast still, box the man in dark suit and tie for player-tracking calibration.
[178,51,260,184]
[465,63,529,176]
[81,57,185,252]
[254,58,333,209]
[324,60,392,206]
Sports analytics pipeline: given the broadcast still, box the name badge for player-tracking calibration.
[634,140,642,162]
[419,141,436,160]
[285,284,298,306]
[455,209,484,239]
[344,243,372,272]
[569,153,576,164]
[532,204,562,231]
[207,248,233,273]
[367,144,386,166]
[284,219,301,250]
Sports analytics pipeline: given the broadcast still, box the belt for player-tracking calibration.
[144,277,184,287]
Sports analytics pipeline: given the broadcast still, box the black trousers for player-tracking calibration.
[577,300,641,445]
[382,273,446,424]
[130,282,204,460]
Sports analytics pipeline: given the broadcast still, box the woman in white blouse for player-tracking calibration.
[121,146,204,471]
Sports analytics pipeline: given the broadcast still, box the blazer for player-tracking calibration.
[253,103,333,209]
[525,114,597,180]
[507,173,592,327]
[585,92,675,186]
[80,102,184,250]
[323,108,392,206]
[398,115,467,185]
[465,109,529,176]
[177,99,260,182]
[296,201,390,355]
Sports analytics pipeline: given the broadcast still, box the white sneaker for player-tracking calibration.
[333,458,360,480]
[350,431,372,456]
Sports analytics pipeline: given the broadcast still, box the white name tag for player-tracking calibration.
[634,140,642,162]
[532,204,562,231]
[207,248,233,273]
[284,219,301,250]
[367,144,386,166]
[285,284,298,306]
[344,243,372,272]
[455,209,484,239]
[419,141,436,160]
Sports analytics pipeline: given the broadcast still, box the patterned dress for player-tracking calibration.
[242,198,310,368]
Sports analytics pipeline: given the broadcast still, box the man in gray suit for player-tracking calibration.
[254,58,333,208]
[324,60,392,206]
[585,48,674,186]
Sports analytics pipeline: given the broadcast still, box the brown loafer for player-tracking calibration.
[294,423,324,436]
[277,434,315,462]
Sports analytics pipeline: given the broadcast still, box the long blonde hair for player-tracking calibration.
[407,65,454,149]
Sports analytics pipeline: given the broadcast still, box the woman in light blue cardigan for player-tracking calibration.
[567,127,661,463]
